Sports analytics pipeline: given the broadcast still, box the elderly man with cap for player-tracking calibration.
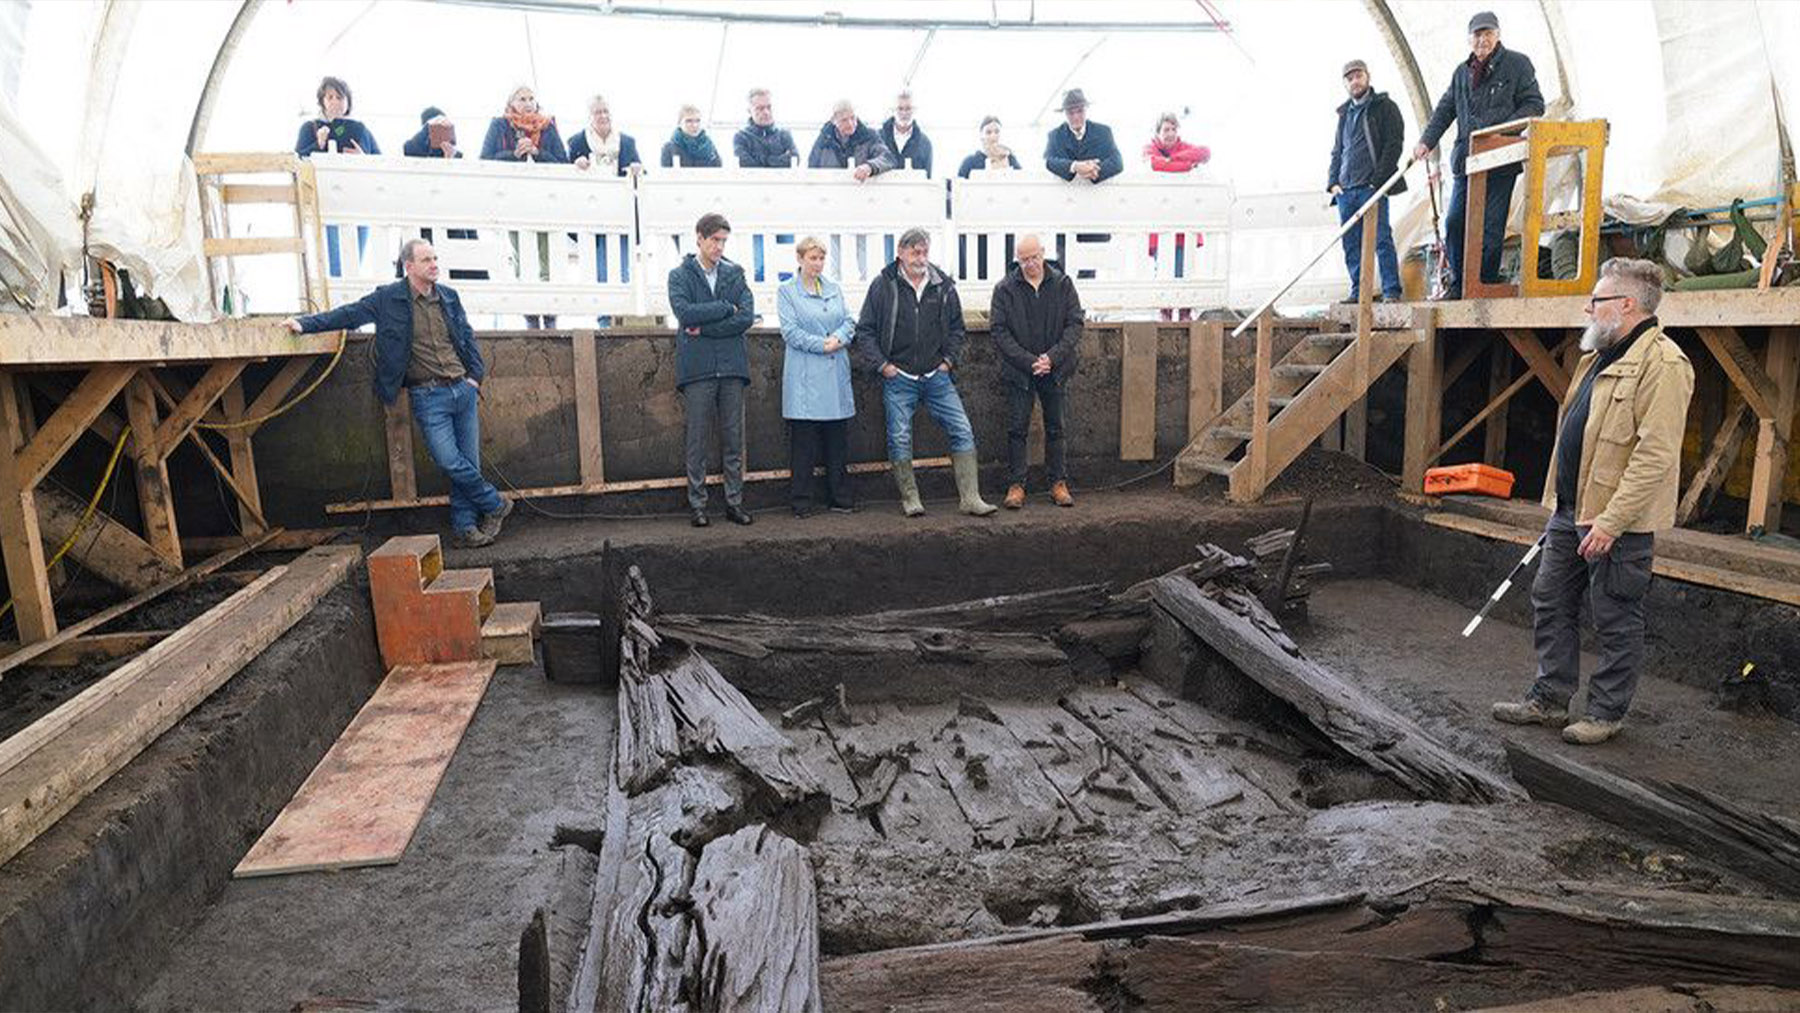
[1328,59,1407,302]
[1413,10,1545,299]
[1491,258,1694,745]
[1045,89,1123,184]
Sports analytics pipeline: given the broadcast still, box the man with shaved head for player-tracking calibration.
[989,234,1085,508]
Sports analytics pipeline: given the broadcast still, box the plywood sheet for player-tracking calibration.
[234,659,498,877]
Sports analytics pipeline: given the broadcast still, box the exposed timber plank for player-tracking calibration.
[1746,327,1797,534]
[154,360,249,458]
[571,330,604,486]
[0,315,338,368]
[1402,308,1441,493]
[0,527,283,677]
[234,658,498,877]
[1502,328,1570,399]
[1150,576,1522,804]
[1676,392,1750,526]
[0,376,55,643]
[1187,320,1223,442]
[1119,321,1158,460]
[1696,325,1779,421]
[0,546,360,866]
[384,392,417,502]
[0,630,167,668]
[124,375,181,566]
[37,484,180,593]
[1415,287,1800,329]
[14,364,135,490]
[689,824,823,1013]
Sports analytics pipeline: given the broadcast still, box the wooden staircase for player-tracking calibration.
[368,535,541,667]
[1174,315,1422,502]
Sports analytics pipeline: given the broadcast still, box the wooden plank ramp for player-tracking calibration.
[0,545,360,867]
[234,659,499,878]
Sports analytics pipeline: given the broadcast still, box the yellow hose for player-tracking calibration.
[0,428,131,621]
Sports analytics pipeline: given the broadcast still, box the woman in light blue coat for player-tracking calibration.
[777,236,857,516]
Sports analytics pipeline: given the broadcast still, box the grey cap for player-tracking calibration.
[1342,59,1368,78]
[1468,10,1499,32]
[1060,89,1089,112]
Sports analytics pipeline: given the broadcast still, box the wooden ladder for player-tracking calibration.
[192,152,329,314]
[1174,307,1423,502]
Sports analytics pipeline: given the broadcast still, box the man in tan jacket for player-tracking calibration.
[1492,258,1693,744]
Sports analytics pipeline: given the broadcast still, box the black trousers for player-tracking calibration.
[789,418,852,509]
[1005,378,1068,485]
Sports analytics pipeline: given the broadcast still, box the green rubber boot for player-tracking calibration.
[952,450,997,516]
[892,459,927,517]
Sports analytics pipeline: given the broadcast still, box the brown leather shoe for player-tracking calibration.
[1003,484,1026,510]
[1050,481,1075,507]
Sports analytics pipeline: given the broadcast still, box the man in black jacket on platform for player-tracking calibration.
[1414,10,1545,298]
[990,235,1083,509]
[1328,60,1407,301]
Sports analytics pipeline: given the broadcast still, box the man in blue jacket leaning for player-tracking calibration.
[285,240,511,548]
[1414,10,1545,299]
[667,213,757,528]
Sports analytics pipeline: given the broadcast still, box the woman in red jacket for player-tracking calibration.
[1145,113,1211,318]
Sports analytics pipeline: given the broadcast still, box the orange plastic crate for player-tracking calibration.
[1424,463,1515,499]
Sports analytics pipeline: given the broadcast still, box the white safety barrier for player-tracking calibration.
[306,154,1347,320]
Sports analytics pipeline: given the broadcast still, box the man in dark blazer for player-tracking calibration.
[285,240,511,547]
[1414,10,1546,298]
[1328,60,1408,301]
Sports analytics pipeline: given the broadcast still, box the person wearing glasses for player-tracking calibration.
[989,235,1083,510]
[1413,10,1545,299]
[1491,259,1693,745]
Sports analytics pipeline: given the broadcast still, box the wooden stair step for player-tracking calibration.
[426,567,496,621]
[369,535,444,592]
[1183,456,1236,477]
[482,601,542,665]
[1307,331,1356,345]
[1270,395,1298,408]
[1215,426,1253,442]
[1274,363,1329,378]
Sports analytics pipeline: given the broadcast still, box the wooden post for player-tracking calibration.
[1119,322,1158,461]
[1484,342,1510,467]
[1747,327,1798,534]
[0,374,57,642]
[1346,214,1377,462]
[1186,320,1223,441]
[1401,308,1441,493]
[571,331,605,486]
[124,374,181,567]
[220,378,265,535]
[1240,313,1273,501]
[385,391,418,502]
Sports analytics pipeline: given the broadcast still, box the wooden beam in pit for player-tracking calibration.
[1187,321,1223,442]
[0,314,338,367]
[1676,391,1750,527]
[14,365,136,490]
[384,392,418,502]
[1696,326,1779,421]
[37,484,179,593]
[1429,334,1574,467]
[1502,329,1570,400]
[220,378,264,534]
[0,377,56,643]
[1401,309,1441,493]
[153,360,249,458]
[0,630,168,668]
[571,331,604,486]
[1119,322,1158,460]
[1746,327,1798,534]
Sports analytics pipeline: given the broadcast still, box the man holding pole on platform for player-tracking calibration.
[1490,259,1692,745]
[1328,59,1406,302]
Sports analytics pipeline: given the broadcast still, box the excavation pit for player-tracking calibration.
[1,482,1798,1012]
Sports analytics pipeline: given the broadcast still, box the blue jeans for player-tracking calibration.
[594,235,631,284]
[324,225,371,277]
[408,381,504,534]
[881,370,976,461]
[1335,186,1401,299]
[1445,166,1519,296]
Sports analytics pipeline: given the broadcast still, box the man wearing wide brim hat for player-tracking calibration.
[1044,88,1122,184]
[1413,10,1546,299]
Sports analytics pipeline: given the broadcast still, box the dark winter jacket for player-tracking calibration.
[879,118,933,176]
[296,118,380,157]
[733,120,799,168]
[295,281,483,405]
[667,254,755,388]
[660,129,722,168]
[989,260,1084,388]
[956,151,1022,177]
[480,117,569,162]
[1419,44,1546,177]
[807,121,897,174]
[403,125,461,158]
[1328,90,1407,195]
[1044,122,1123,182]
[853,259,966,375]
[566,131,643,175]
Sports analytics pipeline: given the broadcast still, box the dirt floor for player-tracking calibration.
[130,659,610,1013]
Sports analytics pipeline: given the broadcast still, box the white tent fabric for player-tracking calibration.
[0,100,81,312]
[4,0,1797,321]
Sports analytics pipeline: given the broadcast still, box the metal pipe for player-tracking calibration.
[431,0,1228,32]
[1230,156,1419,338]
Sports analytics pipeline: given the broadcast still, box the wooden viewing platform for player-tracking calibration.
[0,314,340,647]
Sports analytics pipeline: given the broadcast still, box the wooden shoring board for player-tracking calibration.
[1696,325,1779,422]
[1401,309,1441,493]
[385,391,418,502]
[124,374,181,566]
[1119,322,1158,460]
[1676,390,1750,526]
[1187,320,1223,442]
[0,375,55,643]
[13,364,136,490]
[0,527,282,678]
[0,545,360,867]
[1422,511,1800,607]
[325,457,954,514]
[219,377,265,534]
[37,483,180,593]
[1746,327,1798,534]
[1501,328,1570,400]
[571,330,605,486]
[234,658,497,877]
[0,630,167,668]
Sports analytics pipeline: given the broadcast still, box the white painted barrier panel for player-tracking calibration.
[950,173,1232,313]
[1226,190,1346,310]
[310,154,639,318]
[633,167,944,320]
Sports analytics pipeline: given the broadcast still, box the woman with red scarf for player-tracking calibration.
[480,85,569,163]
